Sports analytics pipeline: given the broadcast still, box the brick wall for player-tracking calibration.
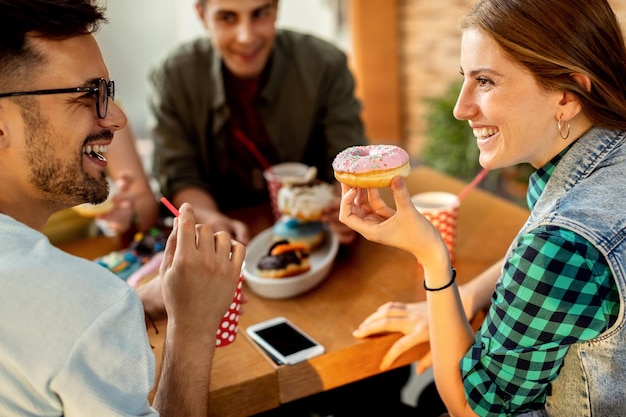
[400,0,626,157]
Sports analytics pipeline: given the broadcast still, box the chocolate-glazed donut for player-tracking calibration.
[256,240,311,278]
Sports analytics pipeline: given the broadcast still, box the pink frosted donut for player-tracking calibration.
[332,145,410,188]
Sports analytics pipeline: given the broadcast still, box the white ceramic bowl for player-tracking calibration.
[242,227,339,299]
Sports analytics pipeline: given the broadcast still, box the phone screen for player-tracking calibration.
[247,317,324,365]
[255,322,317,356]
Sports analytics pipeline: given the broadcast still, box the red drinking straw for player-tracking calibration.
[233,128,273,171]
[160,196,179,217]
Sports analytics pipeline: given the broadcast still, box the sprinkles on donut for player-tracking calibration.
[332,144,410,188]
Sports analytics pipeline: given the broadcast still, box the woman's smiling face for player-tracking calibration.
[453,29,565,169]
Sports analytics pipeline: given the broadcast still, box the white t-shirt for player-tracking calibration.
[0,214,158,416]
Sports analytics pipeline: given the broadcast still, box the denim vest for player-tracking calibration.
[507,128,626,417]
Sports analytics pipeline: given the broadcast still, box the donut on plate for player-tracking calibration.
[256,240,311,278]
[272,216,326,250]
[332,144,410,188]
[277,180,335,222]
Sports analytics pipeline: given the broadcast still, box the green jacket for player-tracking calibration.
[147,29,367,211]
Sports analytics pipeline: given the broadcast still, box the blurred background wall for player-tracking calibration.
[96,0,626,162]
[96,0,348,139]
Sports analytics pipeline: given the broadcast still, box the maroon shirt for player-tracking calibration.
[223,69,280,203]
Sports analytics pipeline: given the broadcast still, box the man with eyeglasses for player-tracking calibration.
[0,1,244,416]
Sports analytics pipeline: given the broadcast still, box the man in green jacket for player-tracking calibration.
[148,0,367,245]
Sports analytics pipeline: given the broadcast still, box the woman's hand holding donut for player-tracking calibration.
[338,176,448,264]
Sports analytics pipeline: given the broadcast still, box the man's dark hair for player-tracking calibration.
[0,0,107,89]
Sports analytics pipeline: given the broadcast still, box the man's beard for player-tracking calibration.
[22,106,110,209]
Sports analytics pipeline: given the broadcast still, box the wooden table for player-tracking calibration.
[57,166,530,416]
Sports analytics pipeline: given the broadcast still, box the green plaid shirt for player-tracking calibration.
[460,152,620,416]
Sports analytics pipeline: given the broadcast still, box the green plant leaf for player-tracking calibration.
[422,80,481,181]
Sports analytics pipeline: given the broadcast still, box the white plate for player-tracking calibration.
[242,227,339,299]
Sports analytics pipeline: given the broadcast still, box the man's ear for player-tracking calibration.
[195,3,209,29]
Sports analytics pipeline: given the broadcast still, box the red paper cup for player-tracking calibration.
[411,192,460,263]
[215,274,244,347]
[263,162,310,220]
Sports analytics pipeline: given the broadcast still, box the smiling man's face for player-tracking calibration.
[2,33,126,220]
[197,0,278,79]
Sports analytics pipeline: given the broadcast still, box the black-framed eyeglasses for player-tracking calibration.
[0,78,115,119]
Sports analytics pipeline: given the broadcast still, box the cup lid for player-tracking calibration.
[411,191,460,210]
[264,163,316,185]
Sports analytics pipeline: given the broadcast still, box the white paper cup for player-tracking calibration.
[263,162,310,220]
[411,192,460,263]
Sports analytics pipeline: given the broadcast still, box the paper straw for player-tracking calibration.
[457,168,489,201]
[160,196,179,217]
[233,128,273,171]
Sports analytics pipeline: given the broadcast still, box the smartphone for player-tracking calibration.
[246,316,325,365]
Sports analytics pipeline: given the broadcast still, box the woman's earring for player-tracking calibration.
[558,115,571,140]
